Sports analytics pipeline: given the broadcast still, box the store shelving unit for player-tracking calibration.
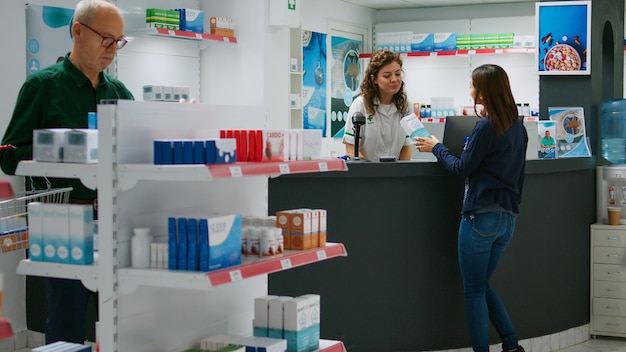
[15,100,348,351]
[359,47,536,59]
[126,28,237,50]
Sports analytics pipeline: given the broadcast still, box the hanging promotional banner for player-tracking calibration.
[25,4,74,76]
[536,1,591,75]
[301,31,327,136]
[330,36,362,138]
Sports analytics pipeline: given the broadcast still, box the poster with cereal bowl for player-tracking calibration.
[536,1,591,75]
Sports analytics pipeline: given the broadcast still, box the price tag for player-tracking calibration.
[469,50,476,55]
[318,162,328,172]
[168,30,175,36]
[229,166,243,177]
[495,49,503,54]
[223,37,230,43]
[280,258,292,270]
[229,269,243,281]
[279,164,290,174]
[195,33,203,39]
[316,250,327,261]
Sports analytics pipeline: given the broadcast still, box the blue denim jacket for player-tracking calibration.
[432,117,528,214]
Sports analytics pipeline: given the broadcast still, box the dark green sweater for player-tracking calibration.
[0,52,134,199]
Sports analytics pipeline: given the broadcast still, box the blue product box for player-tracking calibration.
[207,214,242,271]
[183,140,193,164]
[161,140,174,165]
[27,202,44,261]
[168,217,177,270]
[187,218,198,271]
[173,140,184,164]
[215,138,237,164]
[205,139,217,164]
[433,32,458,52]
[177,217,187,270]
[154,140,163,165]
[193,140,205,164]
[198,219,209,271]
[411,33,434,52]
[176,8,204,33]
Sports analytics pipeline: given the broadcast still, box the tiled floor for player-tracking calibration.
[5,333,626,351]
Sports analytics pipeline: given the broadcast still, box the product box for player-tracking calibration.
[268,296,292,339]
[400,114,431,140]
[275,210,291,250]
[301,294,320,351]
[215,138,237,164]
[433,32,457,51]
[175,8,204,33]
[162,86,174,102]
[63,129,98,164]
[28,202,44,261]
[146,8,178,29]
[308,210,319,249]
[68,204,93,265]
[207,214,242,271]
[497,32,514,48]
[33,128,70,163]
[469,34,485,49]
[209,16,235,37]
[177,217,188,270]
[289,210,312,250]
[411,33,434,52]
[172,86,190,102]
[253,295,278,337]
[456,34,471,50]
[313,209,327,247]
[42,203,69,263]
[262,130,285,162]
[143,85,164,101]
[283,297,310,352]
[299,129,322,161]
[153,139,174,165]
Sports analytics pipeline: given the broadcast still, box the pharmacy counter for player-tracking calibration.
[268,158,596,351]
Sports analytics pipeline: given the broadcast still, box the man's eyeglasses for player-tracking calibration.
[79,22,127,49]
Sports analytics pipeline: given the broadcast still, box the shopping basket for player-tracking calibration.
[0,184,72,253]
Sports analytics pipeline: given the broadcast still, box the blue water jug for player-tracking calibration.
[601,99,626,164]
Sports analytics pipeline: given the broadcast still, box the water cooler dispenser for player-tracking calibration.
[597,99,626,224]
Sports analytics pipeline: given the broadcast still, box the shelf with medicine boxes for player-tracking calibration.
[17,160,347,192]
[117,243,347,293]
[126,28,237,50]
[15,100,346,351]
[359,47,536,59]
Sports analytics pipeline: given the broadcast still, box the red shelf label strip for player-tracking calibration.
[206,243,347,286]
[205,159,347,178]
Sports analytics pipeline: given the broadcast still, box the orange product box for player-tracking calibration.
[314,209,327,247]
[209,28,235,37]
[289,210,312,250]
[276,210,291,250]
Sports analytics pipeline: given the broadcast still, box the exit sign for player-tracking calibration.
[288,0,296,11]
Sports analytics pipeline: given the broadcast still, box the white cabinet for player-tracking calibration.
[16,100,349,351]
[590,223,626,337]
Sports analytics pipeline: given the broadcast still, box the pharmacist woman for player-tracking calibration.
[342,49,413,161]
[414,64,527,352]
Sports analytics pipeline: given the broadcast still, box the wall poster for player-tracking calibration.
[330,36,362,138]
[25,4,74,76]
[302,31,327,136]
[536,1,591,75]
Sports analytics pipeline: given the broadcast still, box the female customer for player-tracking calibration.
[414,64,527,352]
[342,49,413,161]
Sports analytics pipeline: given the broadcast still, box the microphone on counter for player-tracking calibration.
[351,112,366,161]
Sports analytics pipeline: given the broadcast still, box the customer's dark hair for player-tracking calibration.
[360,49,408,117]
[471,64,519,136]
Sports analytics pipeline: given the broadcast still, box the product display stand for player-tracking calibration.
[15,100,348,351]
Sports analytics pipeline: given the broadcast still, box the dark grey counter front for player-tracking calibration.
[268,159,596,352]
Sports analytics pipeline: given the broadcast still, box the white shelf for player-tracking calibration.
[360,47,536,59]
[16,159,348,191]
[15,161,98,190]
[117,243,347,293]
[16,254,98,292]
[126,28,237,50]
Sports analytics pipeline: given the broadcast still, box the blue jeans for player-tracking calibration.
[44,277,95,344]
[458,212,519,352]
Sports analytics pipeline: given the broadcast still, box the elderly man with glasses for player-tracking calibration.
[0,0,133,345]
